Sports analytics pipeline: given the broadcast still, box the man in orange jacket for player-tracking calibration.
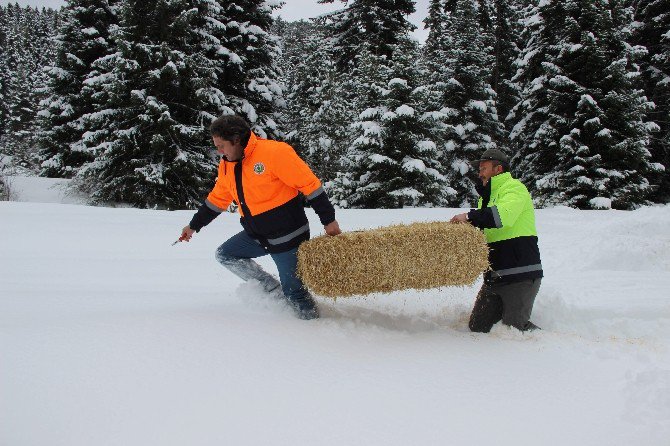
[180,115,341,319]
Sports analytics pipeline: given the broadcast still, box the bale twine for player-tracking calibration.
[297,221,489,297]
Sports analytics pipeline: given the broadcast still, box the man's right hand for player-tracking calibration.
[180,225,195,242]
[324,220,342,236]
[450,213,468,224]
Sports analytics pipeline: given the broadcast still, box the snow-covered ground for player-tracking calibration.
[1,176,669,446]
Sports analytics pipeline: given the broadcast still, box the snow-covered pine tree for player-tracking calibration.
[276,19,353,182]
[509,0,656,210]
[319,0,445,208]
[78,0,234,209]
[273,18,312,102]
[318,0,416,72]
[476,0,495,71]
[492,0,524,132]
[421,0,455,89]
[37,0,120,178]
[380,39,446,207]
[0,5,8,141]
[335,40,446,208]
[300,78,355,183]
[506,0,557,190]
[0,5,59,168]
[215,0,284,139]
[423,0,447,45]
[328,44,389,207]
[423,0,521,137]
[440,0,504,207]
[2,5,33,157]
[29,7,61,162]
[443,0,457,14]
[35,8,60,64]
[417,0,457,202]
[630,0,670,203]
[275,19,326,155]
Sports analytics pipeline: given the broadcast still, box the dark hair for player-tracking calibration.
[210,115,251,146]
[490,160,509,172]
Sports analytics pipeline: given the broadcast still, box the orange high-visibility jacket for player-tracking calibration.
[192,132,335,252]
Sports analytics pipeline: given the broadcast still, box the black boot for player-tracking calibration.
[520,321,541,332]
[290,293,319,320]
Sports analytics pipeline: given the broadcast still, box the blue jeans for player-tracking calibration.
[215,231,318,319]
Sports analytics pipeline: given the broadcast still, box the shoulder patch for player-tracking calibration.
[253,162,265,175]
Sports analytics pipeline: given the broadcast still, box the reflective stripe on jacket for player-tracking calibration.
[467,172,543,284]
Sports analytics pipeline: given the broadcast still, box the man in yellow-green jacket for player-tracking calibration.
[451,149,542,332]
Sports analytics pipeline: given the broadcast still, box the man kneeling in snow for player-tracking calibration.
[451,149,543,332]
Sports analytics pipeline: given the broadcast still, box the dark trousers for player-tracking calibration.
[468,278,541,333]
[215,231,318,319]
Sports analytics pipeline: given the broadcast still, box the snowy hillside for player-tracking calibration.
[1,177,669,446]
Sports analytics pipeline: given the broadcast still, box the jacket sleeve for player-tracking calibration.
[307,191,336,226]
[467,184,526,229]
[272,143,336,225]
[189,164,234,232]
[189,202,222,232]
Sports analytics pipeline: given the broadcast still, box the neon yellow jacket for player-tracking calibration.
[468,172,543,283]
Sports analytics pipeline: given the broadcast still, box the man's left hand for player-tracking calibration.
[450,213,468,223]
[324,220,342,236]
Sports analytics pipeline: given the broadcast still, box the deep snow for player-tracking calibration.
[1,176,669,445]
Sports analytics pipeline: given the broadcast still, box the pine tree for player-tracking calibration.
[276,19,353,182]
[379,39,446,207]
[492,0,523,131]
[423,0,521,137]
[0,5,59,168]
[477,0,496,73]
[78,0,233,209]
[318,0,416,72]
[422,0,454,77]
[509,0,655,209]
[28,7,61,163]
[77,0,285,208]
[4,6,33,144]
[417,0,456,203]
[215,0,285,138]
[300,76,354,182]
[328,44,389,207]
[334,40,446,208]
[630,0,670,203]
[0,5,8,141]
[274,19,324,153]
[37,0,120,178]
[273,18,311,100]
[424,0,445,38]
[441,0,504,207]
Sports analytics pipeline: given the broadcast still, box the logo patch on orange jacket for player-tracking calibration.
[253,162,265,175]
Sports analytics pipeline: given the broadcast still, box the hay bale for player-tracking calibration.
[297,221,489,297]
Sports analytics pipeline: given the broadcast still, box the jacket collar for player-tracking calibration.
[490,171,512,192]
[242,132,258,159]
[221,132,258,173]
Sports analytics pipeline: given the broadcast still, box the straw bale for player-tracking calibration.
[297,222,489,297]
